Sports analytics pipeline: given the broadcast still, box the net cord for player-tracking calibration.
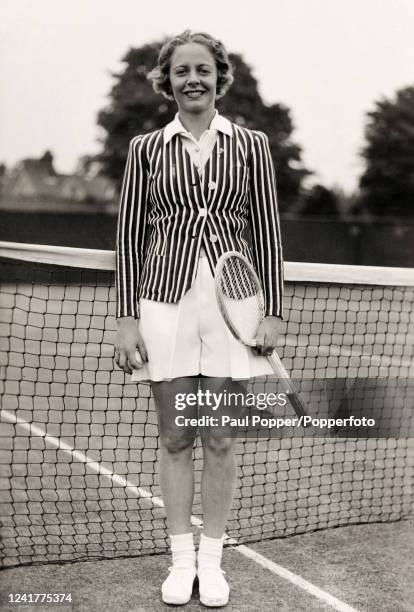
[1,241,414,286]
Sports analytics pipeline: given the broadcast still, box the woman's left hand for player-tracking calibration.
[253,316,279,357]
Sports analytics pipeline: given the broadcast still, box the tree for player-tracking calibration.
[97,42,310,210]
[300,184,340,216]
[0,162,6,199]
[358,86,414,216]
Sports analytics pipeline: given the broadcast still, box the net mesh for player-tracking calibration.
[0,246,413,569]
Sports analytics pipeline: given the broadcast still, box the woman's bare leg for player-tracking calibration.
[153,377,200,605]
[152,376,199,535]
[199,377,247,538]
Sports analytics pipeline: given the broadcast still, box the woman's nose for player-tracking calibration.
[186,69,200,85]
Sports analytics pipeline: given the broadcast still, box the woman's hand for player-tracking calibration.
[114,316,148,374]
[253,316,279,357]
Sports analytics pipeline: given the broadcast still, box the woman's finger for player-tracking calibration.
[118,350,126,369]
[255,329,266,355]
[136,337,148,363]
[262,333,276,356]
[256,331,277,357]
[118,350,132,374]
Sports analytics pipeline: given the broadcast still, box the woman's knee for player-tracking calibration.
[202,433,235,457]
[160,433,196,455]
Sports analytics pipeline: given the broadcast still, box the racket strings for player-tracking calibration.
[219,256,264,344]
[221,257,256,300]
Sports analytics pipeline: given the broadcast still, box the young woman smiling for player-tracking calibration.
[115,30,283,607]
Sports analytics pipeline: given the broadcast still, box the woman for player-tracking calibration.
[115,30,283,607]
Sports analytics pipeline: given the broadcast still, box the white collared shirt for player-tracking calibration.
[164,110,232,175]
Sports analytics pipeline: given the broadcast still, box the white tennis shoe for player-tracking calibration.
[161,565,197,605]
[198,566,230,607]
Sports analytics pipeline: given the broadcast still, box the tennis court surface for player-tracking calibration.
[1,519,413,611]
[0,242,413,611]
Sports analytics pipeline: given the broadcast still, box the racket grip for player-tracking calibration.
[267,352,308,421]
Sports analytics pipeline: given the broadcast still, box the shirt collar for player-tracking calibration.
[164,110,233,144]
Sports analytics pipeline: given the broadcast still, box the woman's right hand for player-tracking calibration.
[114,316,148,374]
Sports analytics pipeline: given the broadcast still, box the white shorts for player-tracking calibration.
[131,252,274,382]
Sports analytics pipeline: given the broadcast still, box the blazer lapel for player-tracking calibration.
[174,136,206,208]
[203,131,234,207]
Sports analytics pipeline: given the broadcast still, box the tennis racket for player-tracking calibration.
[215,251,307,420]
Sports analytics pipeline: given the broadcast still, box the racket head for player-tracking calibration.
[215,251,265,346]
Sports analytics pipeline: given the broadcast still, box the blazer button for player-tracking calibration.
[208,180,216,190]
[209,234,218,243]
[199,209,207,217]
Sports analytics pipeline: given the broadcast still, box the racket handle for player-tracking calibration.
[266,352,308,420]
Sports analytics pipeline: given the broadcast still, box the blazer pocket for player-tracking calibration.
[231,163,249,176]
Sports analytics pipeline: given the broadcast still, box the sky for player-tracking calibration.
[1,0,413,192]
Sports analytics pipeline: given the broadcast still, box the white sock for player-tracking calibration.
[170,533,196,569]
[198,533,225,569]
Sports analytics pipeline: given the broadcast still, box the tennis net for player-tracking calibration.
[0,242,413,569]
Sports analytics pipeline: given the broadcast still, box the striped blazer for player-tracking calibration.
[116,122,284,319]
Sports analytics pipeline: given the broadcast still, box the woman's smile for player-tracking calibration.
[184,90,206,99]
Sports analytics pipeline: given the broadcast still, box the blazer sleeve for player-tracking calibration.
[115,136,150,319]
[248,131,284,318]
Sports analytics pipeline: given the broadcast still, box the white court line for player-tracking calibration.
[232,544,360,612]
[2,409,359,611]
[1,410,202,524]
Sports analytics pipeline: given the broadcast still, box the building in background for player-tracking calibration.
[1,151,116,211]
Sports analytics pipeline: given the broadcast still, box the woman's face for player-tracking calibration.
[169,42,218,114]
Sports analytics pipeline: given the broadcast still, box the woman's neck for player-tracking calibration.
[178,108,216,141]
